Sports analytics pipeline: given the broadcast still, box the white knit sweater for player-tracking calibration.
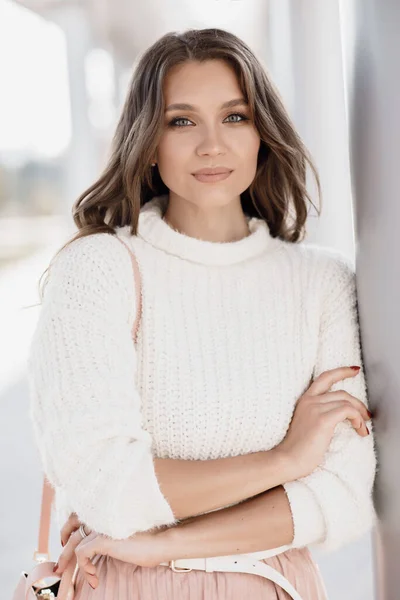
[28,194,377,553]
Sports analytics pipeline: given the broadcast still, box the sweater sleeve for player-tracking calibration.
[27,233,177,540]
[282,250,378,553]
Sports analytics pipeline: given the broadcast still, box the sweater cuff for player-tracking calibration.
[54,486,73,531]
[111,452,177,539]
[282,479,326,548]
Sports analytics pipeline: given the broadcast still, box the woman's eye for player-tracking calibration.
[225,112,249,123]
[168,112,249,128]
[169,117,192,127]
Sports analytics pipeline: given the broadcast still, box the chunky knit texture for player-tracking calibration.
[28,194,377,552]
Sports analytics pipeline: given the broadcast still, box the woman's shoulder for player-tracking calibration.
[54,229,130,261]
[52,230,135,271]
[279,240,356,301]
[44,230,137,303]
[286,239,355,276]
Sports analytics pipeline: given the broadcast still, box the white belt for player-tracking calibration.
[159,544,303,600]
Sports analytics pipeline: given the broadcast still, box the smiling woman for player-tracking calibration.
[158,60,261,237]
[26,26,376,600]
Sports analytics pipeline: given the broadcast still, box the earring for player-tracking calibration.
[151,162,156,167]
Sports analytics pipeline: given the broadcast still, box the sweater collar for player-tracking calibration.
[137,194,276,266]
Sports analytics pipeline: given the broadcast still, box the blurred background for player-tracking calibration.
[0,0,386,598]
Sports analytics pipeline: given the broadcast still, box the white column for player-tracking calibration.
[51,5,100,216]
[267,0,355,260]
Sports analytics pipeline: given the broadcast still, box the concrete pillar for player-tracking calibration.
[343,1,400,598]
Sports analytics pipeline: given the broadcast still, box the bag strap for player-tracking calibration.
[35,236,142,559]
[116,237,142,344]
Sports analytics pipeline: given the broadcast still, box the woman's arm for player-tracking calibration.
[281,250,378,552]
[55,485,294,586]
[161,485,295,560]
[161,251,378,557]
[151,253,377,561]
[153,449,292,520]
[28,234,178,540]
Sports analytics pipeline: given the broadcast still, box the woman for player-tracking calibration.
[28,27,377,599]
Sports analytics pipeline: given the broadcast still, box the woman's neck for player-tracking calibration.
[136,194,277,266]
[162,195,251,244]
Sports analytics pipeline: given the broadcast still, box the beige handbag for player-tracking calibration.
[12,478,76,600]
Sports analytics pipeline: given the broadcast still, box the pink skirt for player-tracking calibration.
[73,547,329,599]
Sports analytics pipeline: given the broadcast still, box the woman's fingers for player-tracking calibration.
[75,532,109,588]
[55,528,84,574]
[307,366,361,396]
[60,512,80,547]
[322,402,370,436]
[55,528,105,589]
[305,367,373,431]
[318,390,371,422]
[56,526,93,573]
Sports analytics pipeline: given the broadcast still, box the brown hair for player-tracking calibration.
[37,27,321,302]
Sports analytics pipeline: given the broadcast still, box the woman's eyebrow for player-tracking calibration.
[165,98,248,112]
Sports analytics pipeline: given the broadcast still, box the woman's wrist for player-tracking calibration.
[262,446,296,488]
[157,523,186,562]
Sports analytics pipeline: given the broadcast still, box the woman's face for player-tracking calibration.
[156,59,261,211]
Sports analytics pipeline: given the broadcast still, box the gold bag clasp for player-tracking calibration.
[36,589,55,599]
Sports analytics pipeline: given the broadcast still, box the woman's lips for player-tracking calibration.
[192,171,232,183]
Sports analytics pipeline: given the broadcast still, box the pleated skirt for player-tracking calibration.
[73,547,329,599]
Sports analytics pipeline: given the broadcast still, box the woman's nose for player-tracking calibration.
[197,128,227,156]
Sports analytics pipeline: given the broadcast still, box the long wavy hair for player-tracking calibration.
[37,26,321,302]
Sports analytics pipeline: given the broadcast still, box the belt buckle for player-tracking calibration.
[169,560,192,573]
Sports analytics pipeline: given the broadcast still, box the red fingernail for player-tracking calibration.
[61,540,65,547]
[367,410,373,418]
[53,563,59,573]
[350,366,360,371]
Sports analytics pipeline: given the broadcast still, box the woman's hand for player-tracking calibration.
[55,523,93,574]
[60,512,81,547]
[276,366,373,481]
[55,525,173,589]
